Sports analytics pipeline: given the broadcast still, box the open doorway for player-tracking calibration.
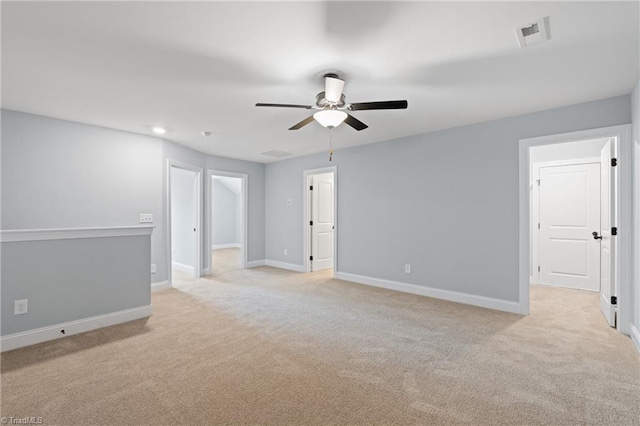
[530,138,607,292]
[529,138,614,326]
[303,167,337,274]
[168,162,202,284]
[207,170,248,276]
[519,124,633,335]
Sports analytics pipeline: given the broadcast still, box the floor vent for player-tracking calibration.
[515,16,551,48]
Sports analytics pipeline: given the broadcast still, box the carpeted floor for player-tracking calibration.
[2,249,639,425]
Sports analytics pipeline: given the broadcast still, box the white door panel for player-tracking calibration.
[317,232,333,259]
[539,163,600,291]
[549,239,588,276]
[318,182,333,222]
[311,173,334,271]
[599,138,616,327]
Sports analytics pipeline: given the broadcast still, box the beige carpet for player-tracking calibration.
[2,250,639,425]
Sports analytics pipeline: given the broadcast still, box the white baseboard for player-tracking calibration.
[265,259,305,273]
[172,261,194,274]
[151,280,170,291]
[212,243,241,250]
[0,305,153,352]
[334,271,522,314]
[630,324,640,355]
[247,259,265,268]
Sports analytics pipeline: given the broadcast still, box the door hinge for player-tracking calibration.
[310,255,313,261]
[537,222,540,229]
[310,220,313,226]
[537,265,540,272]
[611,227,617,236]
[611,158,617,167]
[309,185,313,190]
[611,296,617,305]
[536,179,541,186]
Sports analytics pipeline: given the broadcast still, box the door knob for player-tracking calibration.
[592,231,602,240]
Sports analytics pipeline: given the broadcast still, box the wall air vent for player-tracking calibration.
[261,150,293,158]
[515,16,551,48]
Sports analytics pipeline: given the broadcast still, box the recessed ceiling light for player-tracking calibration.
[201,131,212,137]
[152,127,166,135]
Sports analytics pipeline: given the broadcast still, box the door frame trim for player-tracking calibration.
[303,166,337,274]
[167,160,203,287]
[519,124,632,335]
[531,157,600,286]
[633,138,640,353]
[206,170,249,273]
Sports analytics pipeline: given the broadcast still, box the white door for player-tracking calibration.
[310,173,334,271]
[170,166,200,277]
[599,138,617,327]
[539,163,601,291]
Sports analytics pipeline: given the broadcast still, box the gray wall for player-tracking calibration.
[1,109,265,284]
[1,109,164,277]
[171,167,197,266]
[212,179,239,246]
[265,95,632,303]
[1,234,151,335]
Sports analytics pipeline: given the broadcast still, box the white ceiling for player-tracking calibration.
[2,1,638,163]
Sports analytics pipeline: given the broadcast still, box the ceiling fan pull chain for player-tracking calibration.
[329,129,333,162]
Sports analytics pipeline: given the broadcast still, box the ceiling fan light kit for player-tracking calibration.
[313,110,348,128]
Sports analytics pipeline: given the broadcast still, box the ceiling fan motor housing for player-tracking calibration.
[316,92,346,108]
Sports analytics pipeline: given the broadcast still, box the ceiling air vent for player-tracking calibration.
[261,150,293,158]
[515,16,550,48]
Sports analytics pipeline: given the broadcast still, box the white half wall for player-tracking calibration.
[1,226,153,349]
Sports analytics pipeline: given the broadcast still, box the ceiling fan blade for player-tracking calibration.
[288,115,316,130]
[256,103,312,109]
[349,100,408,111]
[344,114,368,131]
[325,76,345,103]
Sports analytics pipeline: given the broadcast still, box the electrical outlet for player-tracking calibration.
[404,264,411,274]
[151,264,157,274]
[284,249,288,256]
[139,213,153,223]
[14,299,28,315]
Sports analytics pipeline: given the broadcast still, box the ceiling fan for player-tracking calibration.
[256,74,408,131]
